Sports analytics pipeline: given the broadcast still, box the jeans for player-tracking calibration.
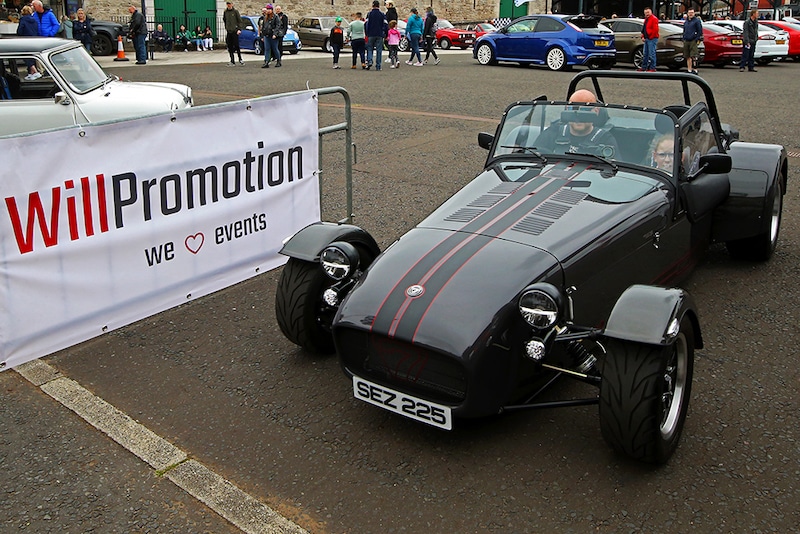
[642,37,657,70]
[424,36,438,61]
[265,36,281,64]
[133,33,147,62]
[226,31,241,62]
[366,36,383,69]
[351,38,365,66]
[408,34,421,63]
[740,44,755,70]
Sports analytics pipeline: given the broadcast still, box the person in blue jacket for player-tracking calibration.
[32,0,60,37]
[404,7,423,65]
[682,9,703,74]
[16,5,42,80]
[364,0,387,70]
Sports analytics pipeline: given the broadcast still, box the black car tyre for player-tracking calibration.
[323,38,332,53]
[91,34,114,56]
[439,37,451,50]
[633,46,644,69]
[546,47,567,71]
[599,316,694,464]
[398,36,409,52]
[713,61,727,68]
[726,183,782,261]
[254,39,263,55]
[275,258,336,354]
[476,43,496,65]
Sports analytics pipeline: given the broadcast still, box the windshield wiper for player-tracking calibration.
[571,152,618,175]
[499,146,548,164]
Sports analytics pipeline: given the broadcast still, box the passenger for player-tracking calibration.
[534,89,620,158]
[650,135,675,171]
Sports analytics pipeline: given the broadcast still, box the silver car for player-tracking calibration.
[295,16,350,52]
[0,38,193,137]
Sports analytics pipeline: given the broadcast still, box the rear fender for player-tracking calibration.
[603,285,702,348]
[279,222,381,264]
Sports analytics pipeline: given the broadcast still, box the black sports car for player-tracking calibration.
[275,71,787,464]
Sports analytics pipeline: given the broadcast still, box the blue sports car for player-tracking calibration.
[239,15,301,55]
[473,14,615,70]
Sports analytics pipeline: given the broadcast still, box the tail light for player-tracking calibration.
[759,34,776,40]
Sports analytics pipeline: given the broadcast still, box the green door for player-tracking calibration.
[154,0,218,37]
[498,0,531,21]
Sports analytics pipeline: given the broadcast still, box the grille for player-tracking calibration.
[337,329,468,403]
[444,207,484,224]
[512,216,553,236]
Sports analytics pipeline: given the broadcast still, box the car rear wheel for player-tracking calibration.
[476,43,496,65]
[275,258,336,354]
[254,39,263,55]
[439,37,451,50]
[91,34,114,56]
[633,46,644,69]
[599,316,694,464]
[726,183,783,261]
[398,36,409,52]
[546,47,567,71]
[323,38,332,53]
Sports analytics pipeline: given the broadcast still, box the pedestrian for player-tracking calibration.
[72,8,95,52]
[176,24,192,51]
[739,9,758,72]
[31,0,59,37]
[260,4,283,68]
[127,3,148,65]
[58,14,73,39]
[682,9,702,74]
[223,0,245,66]
[387,19,401,68]
[275,6,289,56]
[385,0,398,24]
[329,16,345,69]
[639,7,659,71]
[202,25,214,51]
[152,23,173,52]
[423,7,440,65]
[193,25,205,51]
[16,5,41,80]
[348,12,366,69]
[405,7,423,66]
[364,0,387,70]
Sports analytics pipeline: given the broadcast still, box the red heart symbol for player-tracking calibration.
[185,233,204,254]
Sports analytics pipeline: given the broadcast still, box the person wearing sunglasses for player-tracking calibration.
[534,89,619,159]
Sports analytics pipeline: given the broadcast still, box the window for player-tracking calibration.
[533,18,564,33]
[680,111,718,176]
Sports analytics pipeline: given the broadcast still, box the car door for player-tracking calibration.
[608,20,641,62]
[530,16,566,62]
[496,18,537,60]
[0,57,85,135]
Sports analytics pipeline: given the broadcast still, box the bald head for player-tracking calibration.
[568,89,597,104]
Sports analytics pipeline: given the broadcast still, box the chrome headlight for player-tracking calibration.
[320,241,360,281]
[518,283,563,330]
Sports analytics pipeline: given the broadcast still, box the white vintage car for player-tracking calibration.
[0,38,192,136]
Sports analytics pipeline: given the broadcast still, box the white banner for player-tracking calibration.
[0,91,320,370]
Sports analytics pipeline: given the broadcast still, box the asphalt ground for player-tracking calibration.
[3,47,800,532]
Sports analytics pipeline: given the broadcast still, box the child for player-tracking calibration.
[329,16,345,69]
[387,20,401,68]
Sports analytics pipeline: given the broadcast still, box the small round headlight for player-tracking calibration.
[320,242,360,281]
[519,284,563,330]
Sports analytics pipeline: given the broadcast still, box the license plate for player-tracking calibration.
[353,376,452,430]
[732,39,742,45]
[776,39,785,44]
[595,40,610,47]
[464,39,474,44]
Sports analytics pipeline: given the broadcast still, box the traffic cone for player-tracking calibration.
[113,35,129,62]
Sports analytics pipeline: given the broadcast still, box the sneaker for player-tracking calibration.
[691,69,699,75]
[434,57,440,65]
[635,67,644,71]
[424,59,428,64]
[362,63,367,69]
[405,60,413,65]
[413,62,423,66]
[748,68,757,72]
[24,73,36,80]
[227,62,235,66]
[647,69,656,72]
[261,63,269,68]
[739,67,745,71]
[389,64,396,68]
[351,65,357,69]
[238,60,245,66]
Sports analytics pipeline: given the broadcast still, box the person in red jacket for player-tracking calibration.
[640,7,659,71]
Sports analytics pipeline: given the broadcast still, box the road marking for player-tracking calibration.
[14,358,307,534]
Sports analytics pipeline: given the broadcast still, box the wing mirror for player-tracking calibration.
[54,92,71,105]
[688,153,731,181]
[478,131,494,150]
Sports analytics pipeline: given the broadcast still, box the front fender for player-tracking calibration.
[603,285,702,348]
[279,221,380,263]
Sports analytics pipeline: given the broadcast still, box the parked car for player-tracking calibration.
[434,19,476,49]
[759,20,800,60]
[0,38,192,136]
[295,16,349,52]
[473,14,615,70]
[275,71,786,464]
[601,18,704,70]
[88,18,125,56]
[713,19,789,64]
[239,15,301,55]
[468,22,497,38]
[671,20,742,68]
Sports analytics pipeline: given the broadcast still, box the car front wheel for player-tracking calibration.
[323,38,332,53]
[439,37,451,50]
[476,43,496,65]
[275,258,336,354]
[91,34,114,56]
[633,46,644,69]
[546,47,567,71]
[398,36,409,52]
[599,316,694,464]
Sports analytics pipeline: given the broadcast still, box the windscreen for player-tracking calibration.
[49,45,109,93]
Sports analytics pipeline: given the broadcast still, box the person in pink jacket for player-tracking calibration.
[387,20,401,68]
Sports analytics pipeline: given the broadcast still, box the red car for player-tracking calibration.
[672,20,742,68]
[435,19,476,49]
[468,22,497,38]
[759,20,800,60]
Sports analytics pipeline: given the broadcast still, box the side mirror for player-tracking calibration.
[478,131,494,150]
[54,91,71,105]
[688,153,731,180]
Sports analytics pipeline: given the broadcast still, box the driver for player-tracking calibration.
[534,89,620,158]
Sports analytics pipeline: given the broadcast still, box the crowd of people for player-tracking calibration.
[15,0,95,59]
